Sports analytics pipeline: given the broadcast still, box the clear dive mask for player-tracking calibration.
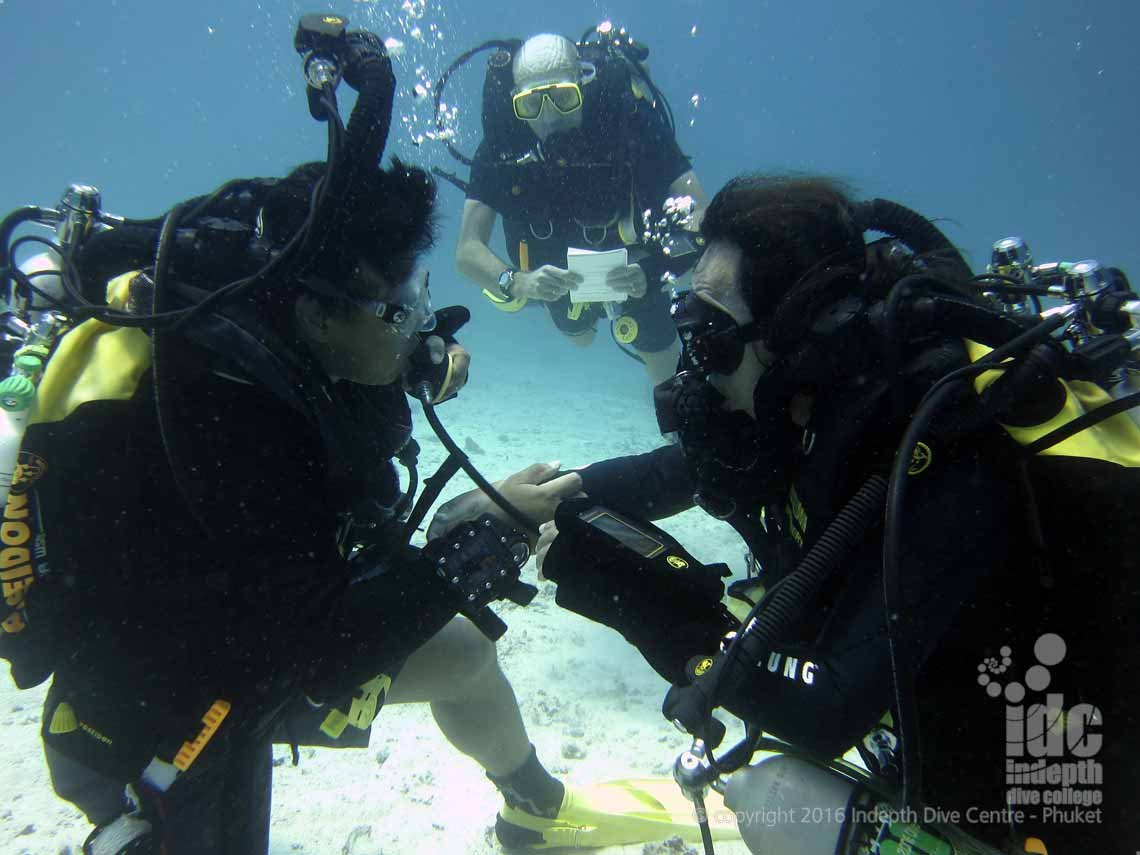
[320,267,437,340]
[369,268,437,340]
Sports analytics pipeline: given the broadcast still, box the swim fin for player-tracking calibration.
[496,776,741,850]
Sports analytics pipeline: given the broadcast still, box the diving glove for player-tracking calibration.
[420,513,536,640]
[543,499,738,684]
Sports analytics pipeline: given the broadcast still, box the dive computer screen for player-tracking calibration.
[579,507,666,559]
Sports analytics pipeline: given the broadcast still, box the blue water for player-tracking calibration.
[2,3,1139,850]
[3,0,1138,380]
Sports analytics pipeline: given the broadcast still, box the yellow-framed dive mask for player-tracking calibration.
[511,81,583,121]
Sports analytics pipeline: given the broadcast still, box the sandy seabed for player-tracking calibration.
[0,356,755,855]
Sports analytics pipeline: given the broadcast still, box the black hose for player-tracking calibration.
[694,792,715,855]
[335,50,396,197]
[1024,390,1140,455]
[971,273,1051,296]
[403,453,463,541]
[169,90,343,332]
[413,382,539,534]
[431,39,516,167]
[7,235,97,318]
[882,385,962,812]
[883,274,949,418]
[152,203,185,307]
[151,208,213,538]
[1,206,49,273]
[856,198,972,281]
[881,307,1073,811]
[732,476,887,660]
[922,309,1073,414]
[180,179,261,225]
[1,267,69,311]
[699,476,888,765]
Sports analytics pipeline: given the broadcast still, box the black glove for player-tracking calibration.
[543,499,739,684]
[341,30,392,92]
[307,515,534,703]
[419,514,536,640]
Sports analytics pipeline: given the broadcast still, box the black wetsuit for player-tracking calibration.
[466,76,693,352]
[8,332,457,853]
[573,394,1139,851]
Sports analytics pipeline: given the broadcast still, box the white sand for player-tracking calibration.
[0,346,754,855]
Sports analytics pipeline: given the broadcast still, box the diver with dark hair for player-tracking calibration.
[4,15,761,855]
[450,26,709,389]
[0,15,742,854]
[435,175,1140,854]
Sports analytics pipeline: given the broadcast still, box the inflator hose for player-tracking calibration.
[730,476,887,663]
[668,476,888,759]
[855,198,972,281]
[339,49,396,194]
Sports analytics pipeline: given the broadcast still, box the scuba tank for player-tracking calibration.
[0,312,65,509]
[0,184,119,508]
[724,755,1004,855]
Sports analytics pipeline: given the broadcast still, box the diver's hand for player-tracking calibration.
[426,462,583,542]
[536,521,559,581]
[606,263,647,298]
[514,266,581,302]
[342,30,392,91]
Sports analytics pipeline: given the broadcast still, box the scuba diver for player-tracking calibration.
[435,176,1140,854]
[447,25,709,388]
[0,14,737,855]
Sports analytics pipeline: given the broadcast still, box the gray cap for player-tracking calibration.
[512,33,580,90]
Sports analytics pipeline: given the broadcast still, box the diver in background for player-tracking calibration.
[442,176,1140,853]
[454,30,708,388]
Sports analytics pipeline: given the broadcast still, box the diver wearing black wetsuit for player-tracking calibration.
[15,194,473,852]
[1,26,579,848]
[574,427,1136,850]
[540,176,1139,853]
[458,32,702,359]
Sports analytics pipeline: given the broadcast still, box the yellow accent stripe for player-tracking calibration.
[49,702,79,734]
[173,699,231,771]
[965,340,1140,466]
[431,354,456,405]
[481,287,528,313]
[31,272,152,426]
[320,708,349,740]
[346,675,391,729]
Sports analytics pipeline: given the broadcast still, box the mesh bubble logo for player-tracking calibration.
[982,633,1103,763]
[977,632,1067,705]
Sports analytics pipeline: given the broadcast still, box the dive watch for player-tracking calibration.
[497,268,517,300]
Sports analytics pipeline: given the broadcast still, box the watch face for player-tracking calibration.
[498,269,513,287]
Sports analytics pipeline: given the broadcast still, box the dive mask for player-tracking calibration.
[512,81,583,120]
[313,267,437,340]
[670,289,765,376]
